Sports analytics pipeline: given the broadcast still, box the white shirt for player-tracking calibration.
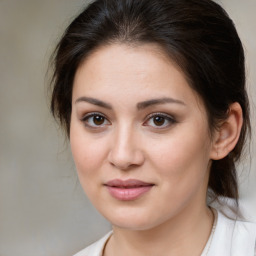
[74,209,256,256]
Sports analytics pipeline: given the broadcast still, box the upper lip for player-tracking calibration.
[105,179,154,188]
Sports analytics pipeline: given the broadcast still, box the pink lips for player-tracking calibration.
[104,179,154,201]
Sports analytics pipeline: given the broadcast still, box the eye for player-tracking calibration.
[81,112,110,128]
[144,113,176,128]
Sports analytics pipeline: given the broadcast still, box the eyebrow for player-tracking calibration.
[75,96,185,110]
[75,96,112,109]
[137,97,186,110]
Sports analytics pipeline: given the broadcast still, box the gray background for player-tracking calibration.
[0,0,255,255]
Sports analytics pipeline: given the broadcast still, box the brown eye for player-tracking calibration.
[82,112,110,128]
[153,116,165,126]
[143,113,176,129]
[93,115,105,125]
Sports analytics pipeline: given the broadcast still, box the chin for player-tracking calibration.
[102,207,165,231]
[113,219,155,231]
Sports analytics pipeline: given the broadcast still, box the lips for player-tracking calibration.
[104,179,154,201]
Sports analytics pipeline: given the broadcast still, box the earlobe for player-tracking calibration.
[210,102,243,160]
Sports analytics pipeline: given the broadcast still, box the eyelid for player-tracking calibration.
[81,111,107,120]
[146,112,174,120]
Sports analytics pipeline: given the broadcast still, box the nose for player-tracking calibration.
[107,126,145,170]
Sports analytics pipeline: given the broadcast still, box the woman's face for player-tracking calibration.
[70,43,215,230]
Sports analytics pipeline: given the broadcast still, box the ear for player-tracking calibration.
[210,102,243,160]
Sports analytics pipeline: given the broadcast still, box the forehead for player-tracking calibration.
[73,43,203,110]
[75,43,175,85]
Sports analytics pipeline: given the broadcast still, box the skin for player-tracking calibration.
[70,43,242,256]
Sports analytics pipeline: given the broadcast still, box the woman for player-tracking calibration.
[50,0,256,255]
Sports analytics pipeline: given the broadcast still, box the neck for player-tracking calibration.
[104,203,214,256]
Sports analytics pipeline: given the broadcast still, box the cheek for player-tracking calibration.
[69,123,108,187]
[147,124,211,186]
[144,131,211,218]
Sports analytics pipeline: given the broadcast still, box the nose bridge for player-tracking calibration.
[108,122,144,169]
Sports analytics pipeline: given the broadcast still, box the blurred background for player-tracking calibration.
[0,0,255,255]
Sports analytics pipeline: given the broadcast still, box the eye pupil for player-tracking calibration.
[153,116,165,126]
[93,115,104,125]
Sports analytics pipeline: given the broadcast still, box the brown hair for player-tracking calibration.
[50,0,251,203]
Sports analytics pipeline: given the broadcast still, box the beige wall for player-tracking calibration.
[0,0,255,255]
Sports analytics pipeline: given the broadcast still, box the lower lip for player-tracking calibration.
[106,186,153,201]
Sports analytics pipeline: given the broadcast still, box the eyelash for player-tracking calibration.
[81,112,111,128]
[143,112,176,129]
[80,112,176,129]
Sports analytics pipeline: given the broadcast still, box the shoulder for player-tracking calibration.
[73,231,113,256]
[225,213,256,256]
[209,209,256,256]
